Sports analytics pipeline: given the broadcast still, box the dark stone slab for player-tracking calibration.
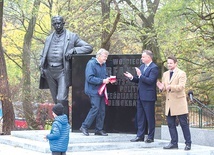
[71,54,141,133]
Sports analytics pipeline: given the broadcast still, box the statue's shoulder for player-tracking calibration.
[45,32,54,41]
[66,29,78,37]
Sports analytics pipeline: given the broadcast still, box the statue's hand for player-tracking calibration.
[39,66,45,78]
[65,49,76,60]
[65,51,73,60]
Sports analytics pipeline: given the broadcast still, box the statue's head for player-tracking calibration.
[51,16,65,34]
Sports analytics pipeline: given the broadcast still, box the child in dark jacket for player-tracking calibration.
[45,103,70,155]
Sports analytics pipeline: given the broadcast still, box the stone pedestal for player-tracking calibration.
[71,55,141,133]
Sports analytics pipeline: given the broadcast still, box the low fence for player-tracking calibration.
[189,105,214,128]
[160,104,214,129]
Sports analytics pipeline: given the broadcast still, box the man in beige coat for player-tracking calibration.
[157,56,191,151]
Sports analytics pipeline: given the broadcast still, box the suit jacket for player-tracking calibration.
[39,29,93,89]
[131,62,159,102]
[162,67,188,116]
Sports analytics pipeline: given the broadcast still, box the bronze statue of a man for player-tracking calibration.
[39,16,93,120]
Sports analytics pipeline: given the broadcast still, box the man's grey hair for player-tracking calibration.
[96,48,109,58]
[143,50,153,59]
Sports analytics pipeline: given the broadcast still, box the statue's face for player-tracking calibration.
[52,17,64,34]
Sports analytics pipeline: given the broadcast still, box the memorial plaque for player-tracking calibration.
[72,54,141,133]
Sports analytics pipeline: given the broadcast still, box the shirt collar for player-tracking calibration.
[170,67,177,72]
[145,61,152,67]
[96,58,103,65]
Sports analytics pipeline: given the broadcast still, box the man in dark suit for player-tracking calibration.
[124,50,159,143]
[39,16,93,120]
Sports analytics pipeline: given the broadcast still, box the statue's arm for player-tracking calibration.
[73,35,93,54]
[65,33,93,60]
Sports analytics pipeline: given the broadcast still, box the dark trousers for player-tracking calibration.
[44,67,69,103]
[167,111,191,145]
[44,67,69,119]
[81,95,106,131]
[136,100,155,139]
[52,152,66,155]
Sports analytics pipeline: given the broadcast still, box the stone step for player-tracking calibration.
[69,139,167,152]
[0,133,183,153]
[10,130,138,143]
[0,130,166,153]
[1,130,162,153]
[0,130,214,155]
[0,135,49,153]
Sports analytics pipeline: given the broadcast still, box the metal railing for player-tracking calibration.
[160,96,214,129]
[189,105,214,128]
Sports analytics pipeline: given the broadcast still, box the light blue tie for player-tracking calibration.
[143,65,147,73]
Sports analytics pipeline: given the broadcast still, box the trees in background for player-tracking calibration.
[0,0,213,130]
[182,0,214,102]
[21,0,41,129]
[100,0,120,50]
[0,0,15,134]
[155,0,214,103]
[3,0,42,129]
[119,0,161,62]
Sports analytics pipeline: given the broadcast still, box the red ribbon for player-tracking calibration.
[98,83,109,105]
[98,76,116,106]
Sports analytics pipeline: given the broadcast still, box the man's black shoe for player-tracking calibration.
[130,137,144,142]
[79,127,89,136]
[163,143,178,149]
[95,130,108,136]
[145,139,154,143]
[184,144,191,151]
